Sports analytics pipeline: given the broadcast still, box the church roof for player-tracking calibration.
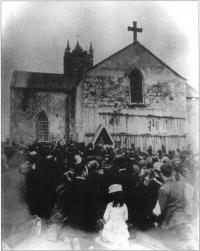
[88,41,186,81]
[11,71,77,92]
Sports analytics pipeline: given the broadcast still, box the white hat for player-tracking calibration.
[108,184,123,193]
[29,151,37,156]
[74,154,82,164]
[46,155,53,159]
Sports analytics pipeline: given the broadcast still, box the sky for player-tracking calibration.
[1,1,199,140]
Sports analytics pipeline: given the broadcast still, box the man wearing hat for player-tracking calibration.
[115,157,134,215]
[67,162,93,230]
[87,159,107,230]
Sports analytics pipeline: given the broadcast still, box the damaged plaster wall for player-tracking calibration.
[10,88,67,143]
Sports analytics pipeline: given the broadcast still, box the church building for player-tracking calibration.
[10,22,198,151]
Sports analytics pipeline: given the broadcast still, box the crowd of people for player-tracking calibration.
[2,139,199,247]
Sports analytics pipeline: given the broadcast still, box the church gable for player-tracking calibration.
[79,23,188,149]
[81,40,187,116]
[88,41,185,81]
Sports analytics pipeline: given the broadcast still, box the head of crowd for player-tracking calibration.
[1,138,199,232]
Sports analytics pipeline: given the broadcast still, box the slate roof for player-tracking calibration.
[11,71,77,92]
[88,41,186,81]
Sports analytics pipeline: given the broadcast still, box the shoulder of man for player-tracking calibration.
[158,183,170,195]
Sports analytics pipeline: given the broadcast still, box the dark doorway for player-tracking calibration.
[96,128,113,145]
[91,124,114,146]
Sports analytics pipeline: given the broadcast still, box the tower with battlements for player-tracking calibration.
[64,40,93,82]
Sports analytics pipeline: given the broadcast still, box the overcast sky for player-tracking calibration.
[2,1,199,140]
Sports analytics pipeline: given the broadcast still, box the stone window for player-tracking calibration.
[36,111,49,141]
[130,68,143,103]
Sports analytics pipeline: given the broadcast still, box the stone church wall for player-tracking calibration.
[82,74,185,116]
[78,43,187,150]
[10,88,67,144]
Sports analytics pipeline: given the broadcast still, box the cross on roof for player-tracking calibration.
[128,21,143,42]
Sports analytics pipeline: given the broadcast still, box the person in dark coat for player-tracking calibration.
[129,162,161,230]
[116,158,133,212]
[103,160,118,190]
[67,162,91,231]
[130,169,151,229]
[126,163,140,223]
[87,160,107,230]
[62,170,74,220]
[25,151,44,217]
[26,151,57,219]
[41,155,58,218]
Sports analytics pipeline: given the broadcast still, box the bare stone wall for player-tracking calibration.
[82,42,187,116]
[10,88,67,144]
[82,74,185,116]
[77,43,187,150]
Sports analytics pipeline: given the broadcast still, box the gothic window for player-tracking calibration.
[36,111,49,141]
[130,68,143,103]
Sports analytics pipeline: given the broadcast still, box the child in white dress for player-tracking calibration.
[101,184,130,247]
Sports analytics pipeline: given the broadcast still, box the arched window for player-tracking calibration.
[130,68,143,103]
[36,111,49,141]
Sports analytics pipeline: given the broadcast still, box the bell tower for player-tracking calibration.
[63,40,94,81]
